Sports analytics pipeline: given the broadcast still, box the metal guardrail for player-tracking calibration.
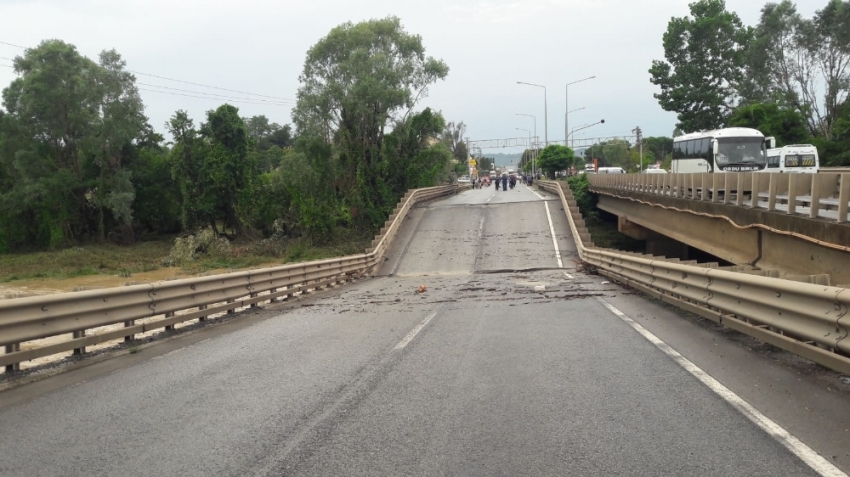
[588,171,850,222]
[0,184,467,372]
[537,180,850,375]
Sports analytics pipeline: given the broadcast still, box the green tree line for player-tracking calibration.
[650,0,850,165]
[0,17,455,253]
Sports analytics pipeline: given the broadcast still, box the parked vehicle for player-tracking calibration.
[597,167,626,174]
[643,168,667,174]
[765,144,819,174]
[672,127,775,173]
[458,175,471,183]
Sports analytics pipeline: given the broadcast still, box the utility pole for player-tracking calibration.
[632,126,643,172]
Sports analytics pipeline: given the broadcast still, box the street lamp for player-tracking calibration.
[517,81,547,146]
[565,76,596,146]
[516,128,532,175]
[568,120,606,147]
[516,113,537,177]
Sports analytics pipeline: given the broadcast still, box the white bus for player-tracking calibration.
[765,144,819,173]
[672,127,775,173]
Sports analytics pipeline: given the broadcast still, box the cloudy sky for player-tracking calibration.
[0,0,827,149]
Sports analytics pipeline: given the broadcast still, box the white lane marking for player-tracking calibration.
[596,297,847,477]
[543,201,563,268]
[394,312,437,350]
[563,271,574,279]
[530,188,546,200]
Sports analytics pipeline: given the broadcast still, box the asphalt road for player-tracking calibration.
[0,183,844,476]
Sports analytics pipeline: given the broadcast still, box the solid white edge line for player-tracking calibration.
[394,312,437,350]
[530,188,546,200]
[543,201,563,268]
[596,297,847,477]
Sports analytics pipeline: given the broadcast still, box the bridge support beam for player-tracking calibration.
[597,194,850,285]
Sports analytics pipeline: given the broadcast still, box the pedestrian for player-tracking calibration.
[495,176,500,190]
[502,174,507,191]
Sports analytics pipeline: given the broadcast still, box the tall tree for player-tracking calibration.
[201,104,256,235]
[292,16,449,227]
[442,121,468,161]
[746,0,850,138]
[649,0,751,132]
[0,40,149,248]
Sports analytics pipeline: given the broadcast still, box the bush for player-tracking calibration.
[162,228,232,266]
[567,174,598,220]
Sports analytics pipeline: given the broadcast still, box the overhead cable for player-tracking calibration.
[138,83,295,105]
[137,88,293,107]
[130,70,294,101]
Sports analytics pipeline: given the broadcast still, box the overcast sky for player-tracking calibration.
[0,0,827,150]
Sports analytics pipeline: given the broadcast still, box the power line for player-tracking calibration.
[130,70,294,101]
[137,83,295,105]
[0,39,294,103]
[0,40,25,49]
[0,56,16,61]
[137,88,293,107]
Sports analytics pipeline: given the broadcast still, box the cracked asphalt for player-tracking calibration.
[0,183,842,476]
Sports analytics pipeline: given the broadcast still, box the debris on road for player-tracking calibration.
[417,284,427,293]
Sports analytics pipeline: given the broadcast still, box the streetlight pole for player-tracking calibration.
[517,81,548,146]
[565,76,596,147]
[516,113,536,176]
[516,128,531,174]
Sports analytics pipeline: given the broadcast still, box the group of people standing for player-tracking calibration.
[494,174,516,191]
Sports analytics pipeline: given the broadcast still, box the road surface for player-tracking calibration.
[0,183,847,476]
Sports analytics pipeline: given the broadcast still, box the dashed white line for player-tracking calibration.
[394,312,437,350]
[596,297,847,477]
[543,201,563,268]
[563,271,574,279]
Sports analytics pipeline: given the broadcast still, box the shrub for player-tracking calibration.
[162,228,232,266]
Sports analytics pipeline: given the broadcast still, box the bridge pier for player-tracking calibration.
[617,216,689,260]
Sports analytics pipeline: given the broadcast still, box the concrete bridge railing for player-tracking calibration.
[588,171,850,222]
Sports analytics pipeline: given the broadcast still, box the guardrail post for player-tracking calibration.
[73,330,86,355]
[767,174,778,211]
[199,304,208,322]
[735,173,745,206]
[838,174,850,223]
[787,173,798,215]
[810,175,821,218]
[250,291,258,308]
[5,343,20,372]
[124,320,135,342]
[227,299,235,314]
[165,312,175,331]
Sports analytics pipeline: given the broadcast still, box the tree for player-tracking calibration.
[536,145,575,178]
[292,16,449,228]
[644,137,674,164]
[728,102,808,146]
[747,0,850,139]
[477,157,493,173]
[442,121,468,161]
[649,0,751,132]
[201,104,257,236]
[0,40,149,249]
